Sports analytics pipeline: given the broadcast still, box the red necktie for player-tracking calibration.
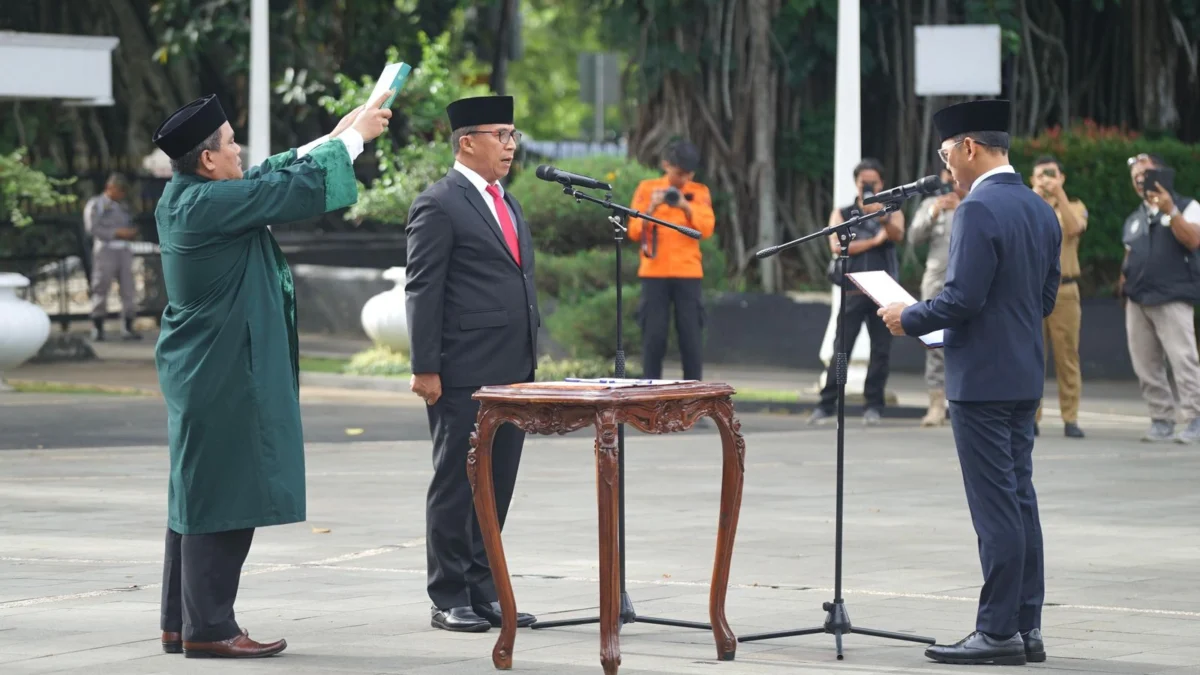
[485,184,520,265]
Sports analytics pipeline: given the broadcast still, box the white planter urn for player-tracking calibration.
[360,266,410,355]
[0,273,52,390]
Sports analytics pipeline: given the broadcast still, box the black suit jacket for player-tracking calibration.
[404,168,539,389]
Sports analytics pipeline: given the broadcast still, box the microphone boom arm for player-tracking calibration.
[559,184,702,239]
[756,202,898,260]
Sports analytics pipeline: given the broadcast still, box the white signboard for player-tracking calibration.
[0,32,119,105]
[914,25,1002,96]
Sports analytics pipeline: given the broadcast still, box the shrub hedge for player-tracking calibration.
[507,155,661,254]
[1008,122,1200,296]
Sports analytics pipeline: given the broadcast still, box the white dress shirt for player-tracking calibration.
[454,160,513,229]
[971,164,1016,192]
[296,128,365,162]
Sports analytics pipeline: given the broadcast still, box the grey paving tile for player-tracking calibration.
[1,420,1198,674]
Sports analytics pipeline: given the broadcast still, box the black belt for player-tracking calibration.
[1060,277,1078,285]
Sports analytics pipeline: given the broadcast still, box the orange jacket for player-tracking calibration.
[627,177,716,278]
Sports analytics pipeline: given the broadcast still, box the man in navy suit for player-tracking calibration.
[878,99,1061,666]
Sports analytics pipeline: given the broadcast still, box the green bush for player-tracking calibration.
[344,346,411,377]
[546,284,642,361]
[537,247,641,301]
[534,355,643,381]
[1009,122,1200,295]
[320,32,491,227]
[507,155,661,254]
[537,235,730,301]
[1,148,76,227]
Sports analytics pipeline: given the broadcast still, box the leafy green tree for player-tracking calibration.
[319,32,491,225]
[0,149,76,228]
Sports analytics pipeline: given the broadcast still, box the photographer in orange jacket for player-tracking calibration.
[627,140,716,381]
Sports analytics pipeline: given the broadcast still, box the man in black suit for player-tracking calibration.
[405,95,539,633]
[879,99,1061,666]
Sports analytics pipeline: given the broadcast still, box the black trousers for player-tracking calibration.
[161,527,255,642]
[818,292,892,411]
[426,386,526,610]
[947,400,1044,637]
[638,277,705,381]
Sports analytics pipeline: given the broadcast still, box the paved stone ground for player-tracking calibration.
[2,393,1198,675]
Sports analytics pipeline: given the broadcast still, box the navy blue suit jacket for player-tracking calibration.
[901,171,1062,402]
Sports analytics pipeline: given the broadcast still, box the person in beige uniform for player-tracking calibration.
[908,167,965,426]
[84,173,142,341]
[1032,156,1085,438]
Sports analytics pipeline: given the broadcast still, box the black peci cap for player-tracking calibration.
[152,95,228,160]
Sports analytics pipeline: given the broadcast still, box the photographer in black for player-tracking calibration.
[1121,153,1200,443]
[808,158,906,426]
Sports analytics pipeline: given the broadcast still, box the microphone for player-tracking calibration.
[536,165,613,191]
[861,175,943,205]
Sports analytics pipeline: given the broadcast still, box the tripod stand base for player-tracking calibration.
[737,600,935,659]
[531,592,714,631]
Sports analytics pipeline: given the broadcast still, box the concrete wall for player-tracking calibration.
[703,291,1137,381]
[292,265,1140,380]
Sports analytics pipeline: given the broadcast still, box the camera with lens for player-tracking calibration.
[664,186,693,206]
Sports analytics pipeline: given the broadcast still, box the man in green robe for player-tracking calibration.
[150,92,391,658]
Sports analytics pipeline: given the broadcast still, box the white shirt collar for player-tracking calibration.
[454,160,502,197]
[970,164,1016,192]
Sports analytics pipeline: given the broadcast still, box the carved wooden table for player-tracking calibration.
[466,381,745,675]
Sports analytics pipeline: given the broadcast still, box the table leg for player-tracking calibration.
[468,407,516,670]
[594,408,622,675]
[708,398,746,661]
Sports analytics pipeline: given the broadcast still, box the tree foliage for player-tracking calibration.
[0,149,77,228]
[593,0,1200,291]
[318,32,491,225]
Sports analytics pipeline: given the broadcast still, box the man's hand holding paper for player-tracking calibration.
[843,270,944,348]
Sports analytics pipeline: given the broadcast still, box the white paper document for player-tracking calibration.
[845,271,944,349]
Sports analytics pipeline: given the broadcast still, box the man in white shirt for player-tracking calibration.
[404,95,540,632]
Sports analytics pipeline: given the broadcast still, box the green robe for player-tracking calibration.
[154,141,357,535]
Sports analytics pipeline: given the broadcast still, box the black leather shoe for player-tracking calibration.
[431,606,491,632]
[1022,628,1046,662]
[1064,423,1085,438]
[472,601,537,628]
[925,631,1026,665]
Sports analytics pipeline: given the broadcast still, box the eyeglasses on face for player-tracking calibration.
[466,129,523,145]
[937,138,993,164]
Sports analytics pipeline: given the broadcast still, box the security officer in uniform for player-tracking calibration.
[84,173,142,341]
[1032,156,1086,438]
[880,99,1061,666]
[908,167,964,426]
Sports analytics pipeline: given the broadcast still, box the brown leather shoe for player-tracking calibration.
[162,632,182,654]
[164,628,247,654]
[183,632,285,659]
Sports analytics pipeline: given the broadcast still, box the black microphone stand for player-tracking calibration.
[531,180,707,633]
[737,200,936,658]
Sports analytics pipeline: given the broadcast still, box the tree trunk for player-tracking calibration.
[489,0,515,95]
[749,0,778,292]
